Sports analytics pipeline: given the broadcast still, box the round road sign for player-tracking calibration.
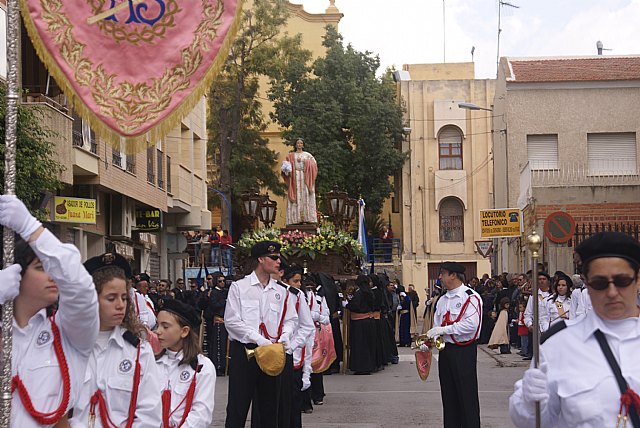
[543,211,576,244]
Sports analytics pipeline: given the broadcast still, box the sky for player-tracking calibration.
[297,0,640,79]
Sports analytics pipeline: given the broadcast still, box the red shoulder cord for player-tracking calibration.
[11,314,70,425]
[161,365,201,428]
[89,343,142,428]
[259,291,290,341]
[619,388,640,425]
[440,295,482,346]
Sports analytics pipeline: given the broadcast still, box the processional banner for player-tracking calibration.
[20,0,242,149]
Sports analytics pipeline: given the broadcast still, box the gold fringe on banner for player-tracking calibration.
[19,0,244,154]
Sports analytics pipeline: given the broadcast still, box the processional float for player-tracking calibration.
[1,1,243,425]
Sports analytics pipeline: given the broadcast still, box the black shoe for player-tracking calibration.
[313,400,324,405]
[302,408,313,414]
[522,356,532,361]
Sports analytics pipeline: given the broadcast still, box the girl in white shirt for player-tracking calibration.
[0,195,99,428]
[71,253,162,427]
[546,273,572,328]
[155,299,216,427]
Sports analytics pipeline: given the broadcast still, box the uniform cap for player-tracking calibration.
[440,261,465,274]
[161,299,201,329]
[84,252,132,278]
[251,240,281,258]
[575,232,640,267]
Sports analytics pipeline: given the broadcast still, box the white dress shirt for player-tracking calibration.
[224,271,298,346]
[524,289,551,332]
[509,311,640,427]
[131,289,157,329]
[156,351,216,428]
[10,229,99,428]
[433,285,483,344]
[291,289,316,368]
[569,287,593,323]
[545,294,571,328]
[70,326,162,427]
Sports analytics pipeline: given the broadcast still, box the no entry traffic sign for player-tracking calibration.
[543,211,576,244]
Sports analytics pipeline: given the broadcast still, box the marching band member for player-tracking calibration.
[426,261,483,428]
[304,277,331,410]
[224,241,298,428]
[71,252,162,427]
[545,273,572,328]
[522,272,552,360]
[155,299,216,427]
[0,195,99,427]
[133,274,156,329]
[510,232,640,427]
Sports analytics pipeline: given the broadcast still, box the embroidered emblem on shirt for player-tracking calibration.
[275,293,281,301]
[455,302,462,309]
[119,359,133,373]
[36,330,51,346]
[180,370,191,381]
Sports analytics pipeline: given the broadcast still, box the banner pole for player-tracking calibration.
[1,0,20,425]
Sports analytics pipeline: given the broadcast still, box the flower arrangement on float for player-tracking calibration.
[236,224,364,260]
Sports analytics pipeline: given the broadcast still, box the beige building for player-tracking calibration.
[493,55,640,274]
[396,63,494,299]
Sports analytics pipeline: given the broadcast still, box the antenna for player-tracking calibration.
[443,0,446,63]
[496,0,519,77]
[471,46,475,62]
[596,40,613,55]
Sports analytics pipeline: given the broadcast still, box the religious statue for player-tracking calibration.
[281,138,318,225]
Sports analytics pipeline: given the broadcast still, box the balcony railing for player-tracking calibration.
[72,129,97,154]
[527,159,640,187]
[366,238,401,264]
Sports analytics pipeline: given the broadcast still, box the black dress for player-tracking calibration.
[347,287,377,374]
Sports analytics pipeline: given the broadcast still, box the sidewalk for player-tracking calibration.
[478,344,532,368]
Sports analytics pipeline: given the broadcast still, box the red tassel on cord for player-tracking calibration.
[162,366,200,428]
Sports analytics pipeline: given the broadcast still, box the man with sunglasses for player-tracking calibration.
[510,232,640,427]
[224,241,299,428]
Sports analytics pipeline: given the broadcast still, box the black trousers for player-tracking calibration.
[310,372,324,402]
[438,343,481,428]
[291,369,303,428]
[277,354,294,428]
[225,341,282,428]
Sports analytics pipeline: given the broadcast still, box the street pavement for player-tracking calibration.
[212,344,530,427]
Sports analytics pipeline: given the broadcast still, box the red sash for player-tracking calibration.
[440,295,482,346]
[11,314,70,425]
[259,290,290,341]
[89,343,142,428]
[161,365,201,428]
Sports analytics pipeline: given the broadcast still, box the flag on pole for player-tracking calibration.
[357,198,368,265]
[20,0,243,149]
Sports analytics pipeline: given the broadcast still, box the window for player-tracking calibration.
[439,197,464,242]
[587,133,637,175]
[112,146,122,168]
[157,148,164,189]
[147,146,155,184]
[166,156,172,194]
[125,153,135,174]
[527,134,558,170]
[438,126,463,170]
[71,113,96,154]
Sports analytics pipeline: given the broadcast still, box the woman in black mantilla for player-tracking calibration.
[370,274,393,368]
[346,275,377,374]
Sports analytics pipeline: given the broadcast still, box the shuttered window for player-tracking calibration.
[527,134,558,170]
[439,197,464,242]
[439,126,463,170]
[587,133,637,175]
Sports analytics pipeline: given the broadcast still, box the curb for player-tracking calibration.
[478,345,528,368]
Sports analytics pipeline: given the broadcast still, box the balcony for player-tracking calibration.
[527,159,640,187]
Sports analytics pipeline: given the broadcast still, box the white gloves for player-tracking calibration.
[0,195,41,241]
[278,336,293,354]
[301,373,311,391]
[426,326,447,339]
[522,363,549,407]
[256,336,272,347]
[0,264,22,304]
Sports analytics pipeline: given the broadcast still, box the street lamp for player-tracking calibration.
[324,185,349,228]
[458,102,493,111]
[343,198,358,230]
[240,189,262,230]
[259,194,277,228]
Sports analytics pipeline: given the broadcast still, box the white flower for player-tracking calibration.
[281,160,292,175]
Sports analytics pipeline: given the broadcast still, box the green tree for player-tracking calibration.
[208,0,311,230]
[0,84,64,220]
[269,26,406,214]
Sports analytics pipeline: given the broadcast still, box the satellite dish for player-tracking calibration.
[166,234,188,253]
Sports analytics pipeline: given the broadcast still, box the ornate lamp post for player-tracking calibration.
[240,189,262,230]
[526,230,542,428]
[343,198,358,230]
[259,194,277,228]
[324,186,349,229]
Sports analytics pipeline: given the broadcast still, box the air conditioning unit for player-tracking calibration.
[110,194,135,239]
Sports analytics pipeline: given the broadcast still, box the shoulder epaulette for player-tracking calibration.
[465,289,474,296]
[276,280,288,289]
[123,330,140,348]
[288,286,300,295]
[540,320,567,344]
[189,357,203,372]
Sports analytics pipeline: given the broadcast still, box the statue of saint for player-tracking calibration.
[281,138,318,225]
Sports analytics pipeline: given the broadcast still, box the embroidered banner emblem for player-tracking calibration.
[20,0,243,148]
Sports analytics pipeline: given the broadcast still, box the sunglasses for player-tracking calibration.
[217,279,225,283]
[587,275,636,291]
[265,255,280,261]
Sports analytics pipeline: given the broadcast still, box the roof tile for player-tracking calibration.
[508,57,640,83]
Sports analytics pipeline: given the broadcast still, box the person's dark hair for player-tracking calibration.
[499,297,510,310]
[550,274,573,302]
[156,310,202,366]
[14,237,37,275]
[93,266,145,338]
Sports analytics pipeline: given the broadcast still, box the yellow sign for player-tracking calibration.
[53,197,96,224]
[480,209,522,238]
